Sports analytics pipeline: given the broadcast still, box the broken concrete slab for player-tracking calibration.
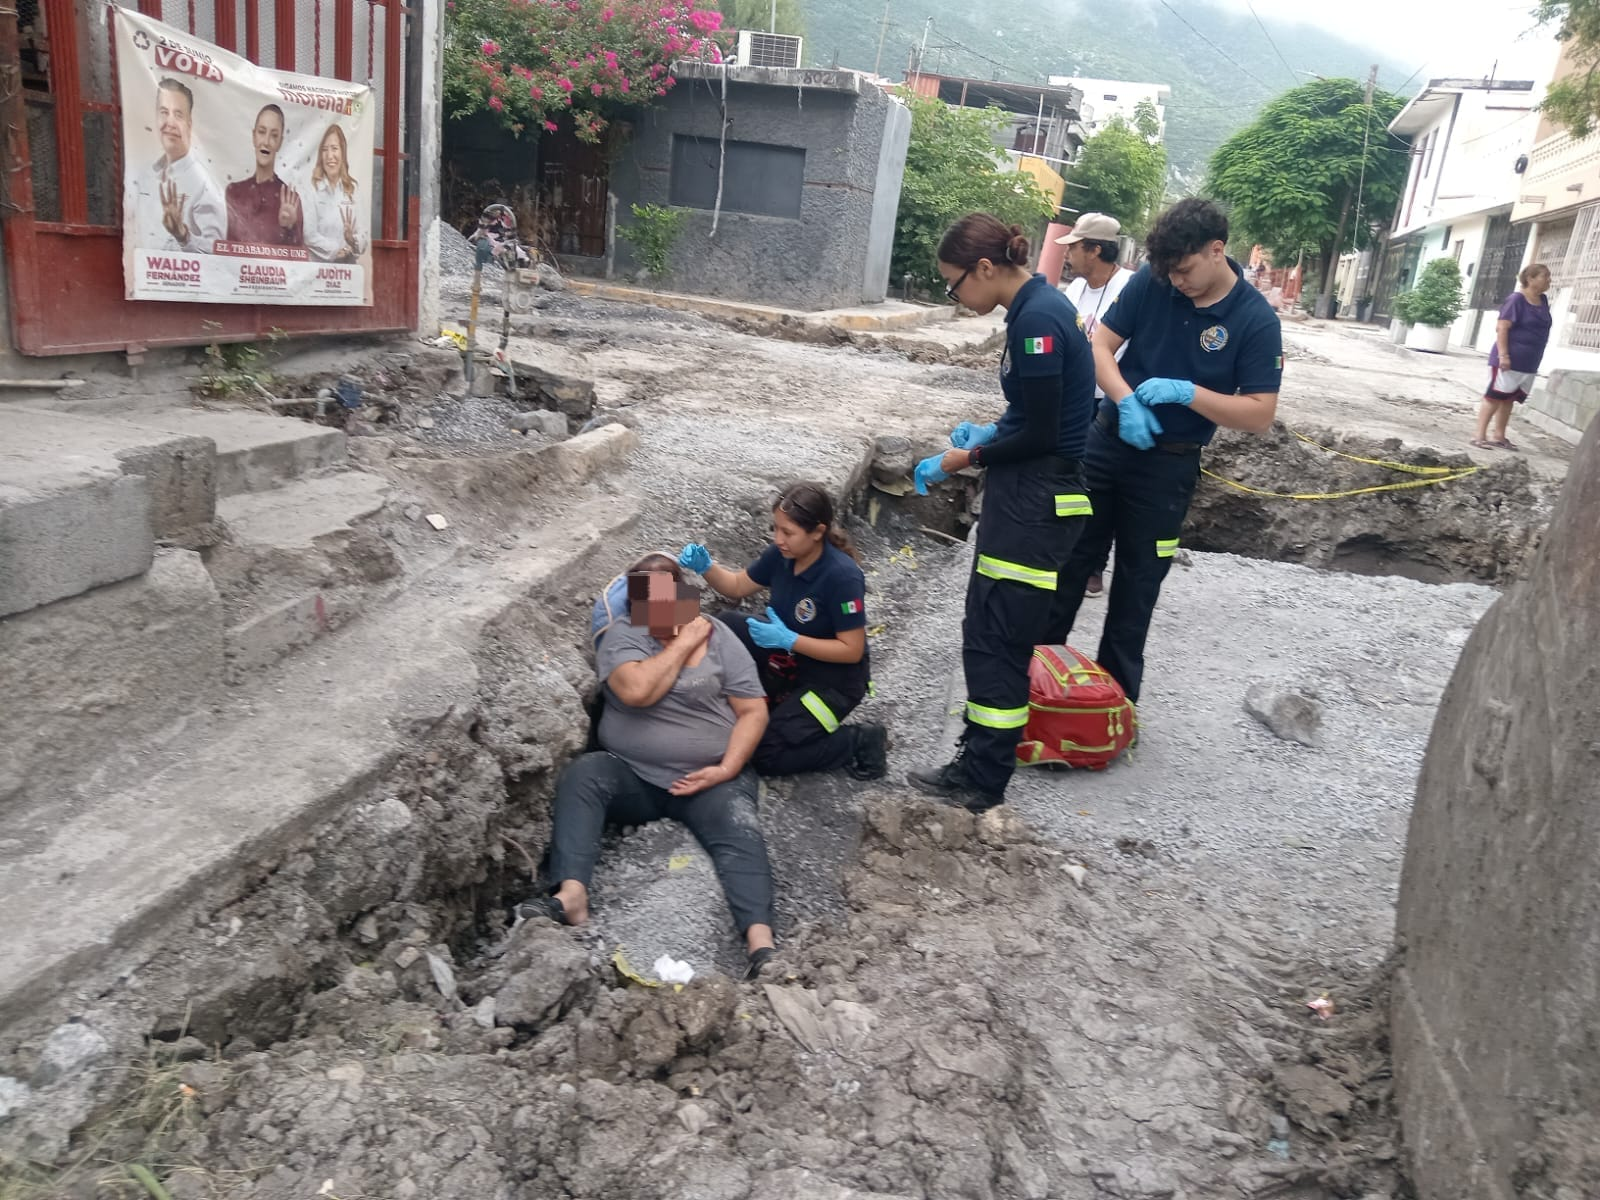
[0,496,639,1031]
[217,471,390,550]
[533,423,638,483]
[0,549,224,817]
[565,280,955,332]
[109,408,347,498]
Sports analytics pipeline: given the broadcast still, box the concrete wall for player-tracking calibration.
[1528,368,1600,434]
[1392,415,1600,1200]
[416,0,444,336]
[610,67,907,311]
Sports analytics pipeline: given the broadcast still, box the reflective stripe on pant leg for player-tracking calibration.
[965,700,1030,730]
[1155,538,1180,559]
[799,690,840,734]
[1054,493,1093,518]
[976,555,1058,591]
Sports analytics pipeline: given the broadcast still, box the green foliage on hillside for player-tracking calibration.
[1068,111,1167,237]
[715,0,806,39]
[798,0,1410,179]
[1207,78,1408,292]
[892,93,1056,292]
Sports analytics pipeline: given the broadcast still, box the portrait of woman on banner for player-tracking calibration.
[304,122,368,263]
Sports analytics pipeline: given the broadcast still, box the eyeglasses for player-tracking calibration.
[944,268,972,304]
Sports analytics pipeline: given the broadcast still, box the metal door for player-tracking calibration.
[0,0,422,356]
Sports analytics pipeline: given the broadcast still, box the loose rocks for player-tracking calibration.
[511,409,570,438]
[1244,683,1326,747]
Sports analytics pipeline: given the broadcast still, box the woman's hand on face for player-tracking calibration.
[677,616,713,650]
[669,764,732,796]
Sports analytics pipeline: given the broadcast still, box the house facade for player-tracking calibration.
[1511,42,1600,432]
[1047,76,1169,143]
[1380,76,1548,345]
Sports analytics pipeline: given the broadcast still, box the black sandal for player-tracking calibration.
[744,946,776,981]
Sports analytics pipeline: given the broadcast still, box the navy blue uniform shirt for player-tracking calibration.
[1098,260,1284,445]
[748,541,868,647]
[998,274,1096,460]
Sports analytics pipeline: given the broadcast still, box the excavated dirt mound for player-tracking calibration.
[1188,424,1552,585]
[10,802,1402,1200]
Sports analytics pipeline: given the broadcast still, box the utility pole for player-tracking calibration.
[873,0,891,76]
[769,0,776,33]
[1352,63,1378,316]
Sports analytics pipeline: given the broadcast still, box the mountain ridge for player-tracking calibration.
[797,0,1413,180]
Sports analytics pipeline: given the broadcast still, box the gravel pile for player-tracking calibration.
[439,220,504,280]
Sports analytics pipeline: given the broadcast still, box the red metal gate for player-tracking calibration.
[0,0,421,356]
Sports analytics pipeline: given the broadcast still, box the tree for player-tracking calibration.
[443,0,730,142]
[1207,78,1407,295]
[1535,1,1600,135]
[1067,115,1167,238]
[1132,98,1161,142]
[892,93,1057,293]
[715,0,806,40]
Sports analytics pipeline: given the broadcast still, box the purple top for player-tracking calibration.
[1489,291,1552,373]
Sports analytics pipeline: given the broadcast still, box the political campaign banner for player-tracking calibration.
[116,8,375,306]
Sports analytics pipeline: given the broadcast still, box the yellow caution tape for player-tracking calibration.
[667,854,693,871]
[1202,425,1481,501]
[1288,428,1464,477]
[1201,466,1480,501]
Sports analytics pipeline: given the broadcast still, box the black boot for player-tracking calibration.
[906,742,1003,812]
[847,723,889,781]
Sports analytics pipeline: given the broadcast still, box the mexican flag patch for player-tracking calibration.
[1275,355,1284,369]
[1023,336,1054,355]
[841,599,863,615]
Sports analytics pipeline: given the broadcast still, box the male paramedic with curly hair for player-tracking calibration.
[1048,198,1284,705]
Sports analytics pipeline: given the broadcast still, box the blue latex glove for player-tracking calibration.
[913,453,949,496]
[1113,394,1165,451]
[950,421,998,450]
[678,543,712,574]
[1133,377,1197,407]
[747,606,799,652]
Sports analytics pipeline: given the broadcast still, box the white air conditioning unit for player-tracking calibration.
[737,30,803,69]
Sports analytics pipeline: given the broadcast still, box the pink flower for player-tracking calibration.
[544,120,559,132]
[619,78,630,92]
[602,6,613,19]
[488,95,504,111]
[689,9,721,32]
[479,39,500,55]
[568,59,580,67]
[605,50,619,66]
[566,0,580,9]
[688,37,701,53]
[591,82,603,95]
[556,76,574,92]
[529,84,544,99]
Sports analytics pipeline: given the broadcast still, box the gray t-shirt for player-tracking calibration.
[596,621,766,789]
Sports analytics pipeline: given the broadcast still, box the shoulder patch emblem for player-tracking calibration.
[1200,324,1229,352]
[1022,336,1054,354]
[794,597,817,624]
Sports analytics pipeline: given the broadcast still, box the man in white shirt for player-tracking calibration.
[127,78,225,254]
[1057,212,1134,598]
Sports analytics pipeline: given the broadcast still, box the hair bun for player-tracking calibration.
[1006,231,1031,266]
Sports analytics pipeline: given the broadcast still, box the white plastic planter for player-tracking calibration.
[1388,318,1409,344]
[1405,323,1450,353]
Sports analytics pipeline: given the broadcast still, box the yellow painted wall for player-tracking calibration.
[1016,156,1066,209]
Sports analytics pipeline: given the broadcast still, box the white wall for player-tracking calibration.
[1394,88,1541,238]
[1048,76,1169,141]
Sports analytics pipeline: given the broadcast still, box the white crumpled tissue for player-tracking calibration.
[653,955,695,984]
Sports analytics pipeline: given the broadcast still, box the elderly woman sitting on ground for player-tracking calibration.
[544,553,779,978]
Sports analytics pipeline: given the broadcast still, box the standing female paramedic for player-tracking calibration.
[907,212,1097,812]
[678,482,890,783]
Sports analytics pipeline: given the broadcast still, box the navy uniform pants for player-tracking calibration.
[1049,421,1201,704]
[962,457,1089,796]
[718,612,868,777]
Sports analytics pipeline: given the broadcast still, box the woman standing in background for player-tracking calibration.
[1473,263,1552,452]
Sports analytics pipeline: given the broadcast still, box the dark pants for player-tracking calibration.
[962,457,1088,795]
[1049,422,1201,704]
[548,751,774,934]
[717,611,867,777]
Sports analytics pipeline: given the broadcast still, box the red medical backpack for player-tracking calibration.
[1015,645,1137,770]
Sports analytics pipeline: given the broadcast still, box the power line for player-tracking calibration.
[1156,0,1276,97]
[1246,0,1300,86]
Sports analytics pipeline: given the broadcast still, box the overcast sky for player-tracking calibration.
[1208,0,1564,88]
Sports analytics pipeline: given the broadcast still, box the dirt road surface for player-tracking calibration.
[4,263,1568,1200]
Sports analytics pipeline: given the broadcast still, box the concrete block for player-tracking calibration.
[0,549,224,813]
[225,588,364,678]
[109,409,346,498]
[1393,415,1600,1198]
[217,471,390,550]
[533,423,639,483]
[0,470,152,619]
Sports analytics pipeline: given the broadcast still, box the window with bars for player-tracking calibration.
[1556,203,1600,349]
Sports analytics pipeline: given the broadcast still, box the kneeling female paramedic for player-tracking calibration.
[679,482,889,782]
[907,212,1097,811]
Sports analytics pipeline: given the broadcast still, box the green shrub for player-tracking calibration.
[1393,257,1465,328]
[616,203,688,279]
